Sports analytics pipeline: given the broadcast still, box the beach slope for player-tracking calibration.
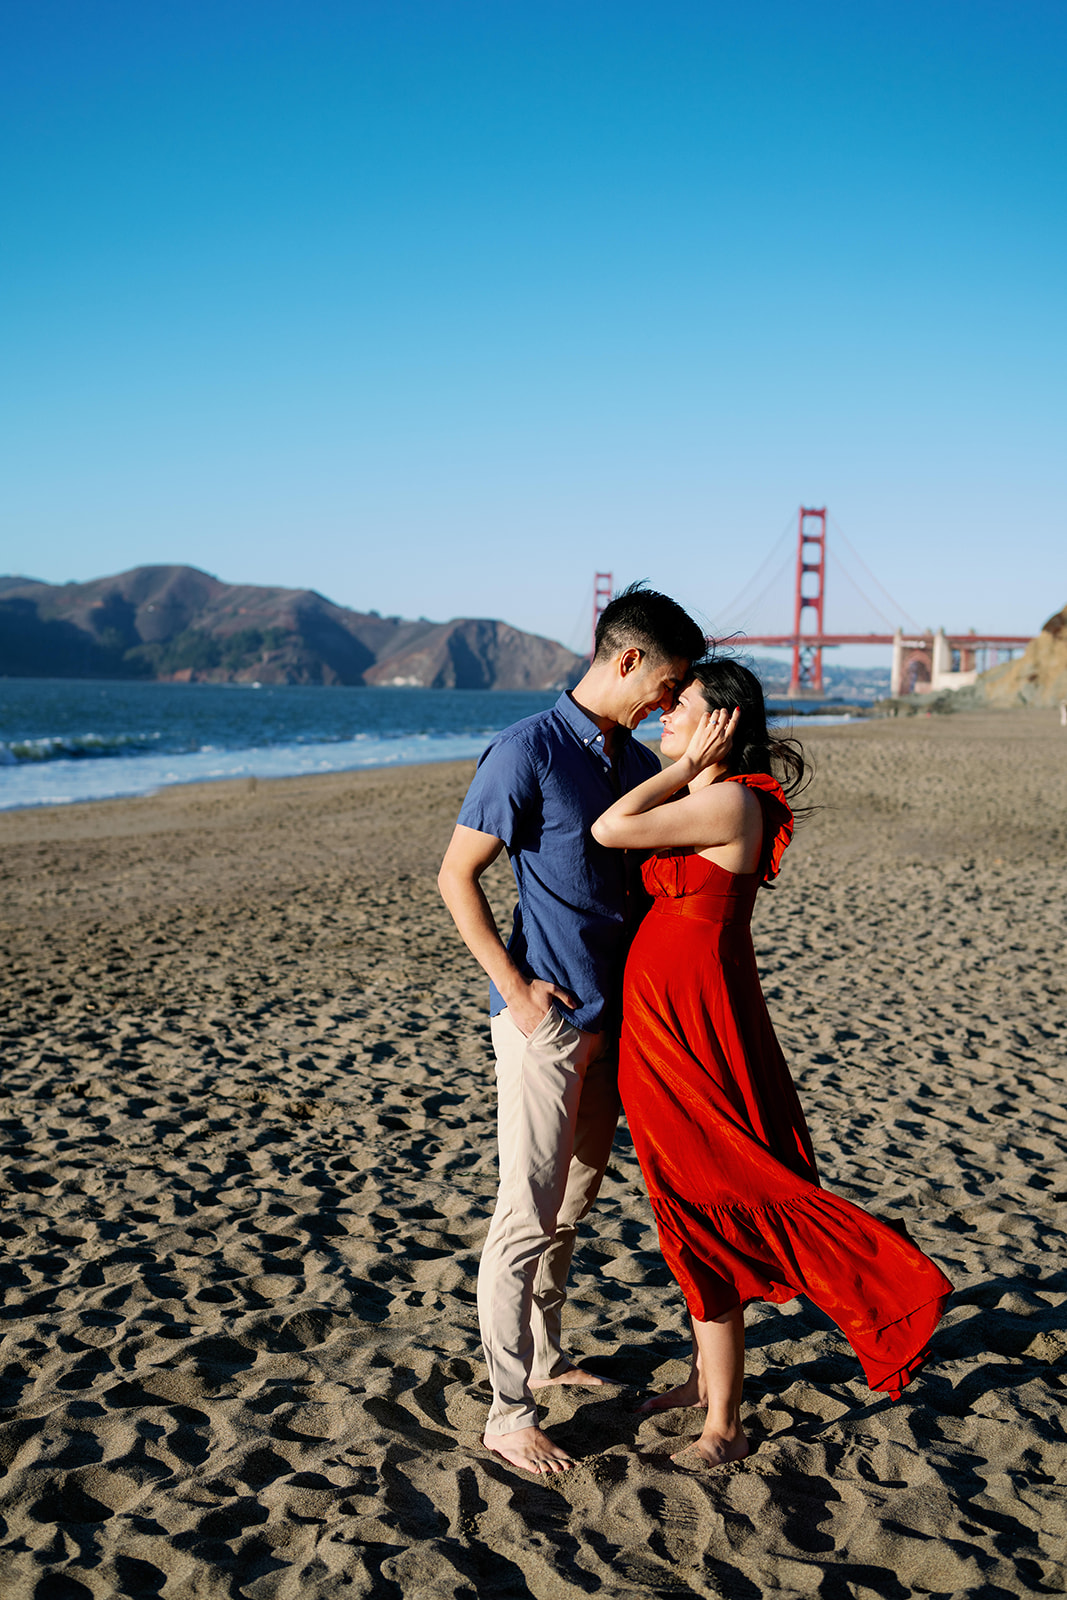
[0,711,1064,1597]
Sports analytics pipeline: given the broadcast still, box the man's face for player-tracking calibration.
[616,652,690,730]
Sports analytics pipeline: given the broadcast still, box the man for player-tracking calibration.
[438,584,706,1475]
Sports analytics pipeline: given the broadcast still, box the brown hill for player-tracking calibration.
[365,617,582,691]
[0,566,585,690]
[976,603,1067,707]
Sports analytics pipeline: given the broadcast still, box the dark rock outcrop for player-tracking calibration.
[0,566,585,690]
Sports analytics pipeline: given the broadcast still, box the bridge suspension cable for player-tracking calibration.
[826,548,899,633]
[708,510,796,635]
[828,513,919,632]
[711,507,920,642]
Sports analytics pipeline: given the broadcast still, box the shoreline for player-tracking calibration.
[0,745,485,818]
[0,701,1041,819]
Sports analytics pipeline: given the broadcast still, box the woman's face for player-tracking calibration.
[658,681,713,758]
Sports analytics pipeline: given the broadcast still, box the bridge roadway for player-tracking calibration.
[728,633,1033,649]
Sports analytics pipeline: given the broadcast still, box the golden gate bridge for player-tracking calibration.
[593,508,1032,697]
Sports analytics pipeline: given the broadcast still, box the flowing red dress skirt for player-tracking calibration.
[618,774,952,1398]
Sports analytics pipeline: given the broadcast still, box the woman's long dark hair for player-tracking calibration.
[690,657,811,800]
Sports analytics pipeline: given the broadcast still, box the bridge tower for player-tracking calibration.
[592,572,613,659]
[788,508,827,695]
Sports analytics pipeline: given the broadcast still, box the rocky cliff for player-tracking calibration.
[0,566,585,690]
[976,603,1067,707]
[365,617,582,691]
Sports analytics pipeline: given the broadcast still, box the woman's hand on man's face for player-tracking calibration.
[684,706,740,771]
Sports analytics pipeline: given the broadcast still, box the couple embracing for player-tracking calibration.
[438,585,951,1476]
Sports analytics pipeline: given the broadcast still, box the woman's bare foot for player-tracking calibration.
[483,1425,574,1474]
[671,1426,749,1467]
[530,1365,608,1389]
[636,1372,705,1413]
[669,1306,747,1462]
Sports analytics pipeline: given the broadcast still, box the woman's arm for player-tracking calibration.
[592,708,743,852]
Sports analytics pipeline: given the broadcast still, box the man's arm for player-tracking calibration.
[437,822,576,1038]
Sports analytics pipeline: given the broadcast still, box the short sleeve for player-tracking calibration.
[456,733,538,850]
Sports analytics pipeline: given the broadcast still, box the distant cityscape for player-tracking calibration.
[745,655,890,703]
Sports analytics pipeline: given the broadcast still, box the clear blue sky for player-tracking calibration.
[2,0,1064,660]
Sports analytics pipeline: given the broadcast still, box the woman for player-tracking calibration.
[592,660,952,1466]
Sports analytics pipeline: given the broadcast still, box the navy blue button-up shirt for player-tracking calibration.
[456,692,660,1033]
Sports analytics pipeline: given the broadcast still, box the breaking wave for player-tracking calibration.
[0,731,173,765]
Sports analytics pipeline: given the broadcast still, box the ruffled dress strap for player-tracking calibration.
[723,773,794,883]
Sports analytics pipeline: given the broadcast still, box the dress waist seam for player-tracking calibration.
[649,898,751,922]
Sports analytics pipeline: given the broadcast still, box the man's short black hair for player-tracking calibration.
[593,582,706,668]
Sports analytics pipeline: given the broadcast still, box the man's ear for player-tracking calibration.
[618,647,644,677]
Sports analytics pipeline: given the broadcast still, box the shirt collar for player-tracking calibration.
[554,691,630,766]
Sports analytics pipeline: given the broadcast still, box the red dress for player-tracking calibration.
[618,773,952,1398]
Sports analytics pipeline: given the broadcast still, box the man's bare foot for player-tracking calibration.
[530,1365,609,1390]
[483,1425,574,1475]
[671,1426,749,1467]
[636,1373,705,1413]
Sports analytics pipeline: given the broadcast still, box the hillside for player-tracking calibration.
[0,567,585,690]
[975,602,1067,707]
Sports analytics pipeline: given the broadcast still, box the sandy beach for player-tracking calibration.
[1,708,1064,1599]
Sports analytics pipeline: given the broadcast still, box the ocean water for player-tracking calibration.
[0,679,861,810]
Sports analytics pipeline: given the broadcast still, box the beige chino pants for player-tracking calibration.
[478,1004,620,1437]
